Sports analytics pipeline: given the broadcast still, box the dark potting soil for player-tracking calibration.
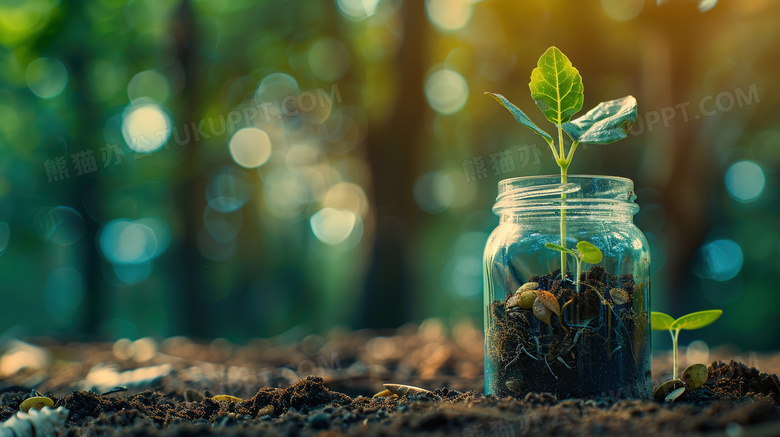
[2,362,780,436]
[2,329,780,436]
[487,266,651,399]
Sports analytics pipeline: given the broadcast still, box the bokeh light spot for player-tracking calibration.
[203,207,243,243]
[413,172,455,214]
[26,58,68,99]
[206,167,252,213]
[229,127,272,169]
[336,0,379,20]
[38,206,85,246]
[693,239,744,281]
[308,39,351,82]
[426,0,474,31]
[725,160,765,202]
[263,169,311,219]
[323,182,369,218]
[686,340,710,363]
[100,219,164,265]
[127,70,170,103]
[442,232,488,298]
[699,0,718,13]
[310,208,358,246]
[121,104,172,153]
[425,69,468,115]
[600,0,644,22]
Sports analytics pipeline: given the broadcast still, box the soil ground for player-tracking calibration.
[1,323,780,436]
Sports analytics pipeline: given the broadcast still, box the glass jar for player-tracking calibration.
[483,175,651,399]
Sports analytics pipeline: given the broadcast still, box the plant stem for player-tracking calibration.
[558,124,568,275]
[671,329,681,379]
[575,256,582,294]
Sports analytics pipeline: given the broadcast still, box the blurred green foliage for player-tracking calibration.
[0,0,779,351]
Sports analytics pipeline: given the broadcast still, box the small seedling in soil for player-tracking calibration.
[544,241,603,293]
[486,46,637,273]
[651,310,722,379]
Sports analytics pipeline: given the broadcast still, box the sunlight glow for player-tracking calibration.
[229,127,272,169]
[310,208,359,246]
[121,104,172,153]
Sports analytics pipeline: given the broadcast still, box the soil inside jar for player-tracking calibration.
[487,266,651,399]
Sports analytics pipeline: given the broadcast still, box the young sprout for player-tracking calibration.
[544,240,603,293]
[486,46,637,273]
[651,309,723,380]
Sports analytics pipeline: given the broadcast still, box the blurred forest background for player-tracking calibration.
[0,0,778,351]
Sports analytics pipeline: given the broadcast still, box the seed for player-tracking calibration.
[184,389,204,403]
[383,384,433,397]
[518,290,538,310]
[518,282,539,292]
[372,389,395,398]
[505,294,520,309]
[681,363,708,390]
[535,290,560,316]
[665,387,686,402]
[20,396,54,413]
[533,298,552,326]
[211,395,243,403]
[609,288,630,305]
[652,379,685,401]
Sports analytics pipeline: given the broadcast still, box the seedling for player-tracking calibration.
[486,46,637,273]
[651,310,723,379]
[544,241,603,293]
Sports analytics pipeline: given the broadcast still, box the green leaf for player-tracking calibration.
[576,241,602,264]
[651,312,675,331]
[670,310,723,331]
[529,46,583,125]
[544,243,571,254]
[562,96,638,144]
[485,92,553,144]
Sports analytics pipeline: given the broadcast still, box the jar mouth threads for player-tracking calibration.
[493,175,639,217]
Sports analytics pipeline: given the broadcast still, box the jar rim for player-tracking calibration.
[494,174,638,216]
